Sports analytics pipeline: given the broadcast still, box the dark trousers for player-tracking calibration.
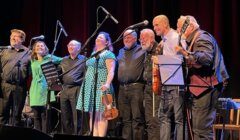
[159,86,184,140]
[60,86,81,135]
[0,82,26,126]
[191,88,219,140]
[144,85,160,140]
[31,106,47,133]
[118,83,145,140]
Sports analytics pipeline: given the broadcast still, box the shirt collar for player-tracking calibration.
[161,28,174,42]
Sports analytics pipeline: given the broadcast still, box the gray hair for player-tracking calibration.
[140,28,155,39]
[124,29,137,38]
[69,40,82,48]
[180,15,200,30]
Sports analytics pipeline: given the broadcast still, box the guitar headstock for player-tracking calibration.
[180,17,190,35]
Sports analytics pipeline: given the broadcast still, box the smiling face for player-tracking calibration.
[33,41,48,56]
[123,29,137,49]
[10,32,23,49]
[10,29,25,49]
[67,40,80,56]
[152,15,169,37]
[139,29,155,51]
[153,19,165,36]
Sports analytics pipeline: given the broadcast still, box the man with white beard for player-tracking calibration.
[139,28,162,140]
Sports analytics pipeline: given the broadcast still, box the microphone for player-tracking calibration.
[32,35,45,40]
[57,20,68,37]
[100,6,119,24]
[0,46,11,49]
[128,20,149,29]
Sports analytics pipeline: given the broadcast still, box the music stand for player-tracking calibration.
[157,55,184,86]
[41,61,63,134]
[41,61,63,91]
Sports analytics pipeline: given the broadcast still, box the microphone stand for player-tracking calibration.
[80,14,110,56]
[11,60,21,126]
[45,21,66,134]
[6,49,29,126]
[51,21,64,59]
[96,6,101,28]
[28,39,33,50]
[87,14,110,137]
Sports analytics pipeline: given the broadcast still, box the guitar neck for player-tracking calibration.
[178,34,182,47]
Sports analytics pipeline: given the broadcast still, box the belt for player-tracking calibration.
[120,82,144,87]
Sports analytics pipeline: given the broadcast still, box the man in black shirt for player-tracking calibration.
[59,40,86,135]
[140,28,162,140]
[0,29,31,126]
[117,29,145,140]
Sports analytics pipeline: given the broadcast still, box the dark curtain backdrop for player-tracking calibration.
[0,0,239,97]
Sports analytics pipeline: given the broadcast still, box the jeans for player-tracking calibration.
[144,85,160,140]
[118,83,145,140]
[159,86,184,140]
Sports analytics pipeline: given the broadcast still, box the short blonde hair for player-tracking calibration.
[11,29,26,42]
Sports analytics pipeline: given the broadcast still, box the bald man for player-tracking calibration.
[59,40,86,135]
[152,15,185,140]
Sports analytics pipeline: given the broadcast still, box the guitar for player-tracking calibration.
[178,17,190,48]
[102,92,119,120]
[176,17,201,69]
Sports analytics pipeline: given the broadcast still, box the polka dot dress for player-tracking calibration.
[76,50,116,112]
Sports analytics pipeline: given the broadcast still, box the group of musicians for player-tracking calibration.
[0,14,229,140]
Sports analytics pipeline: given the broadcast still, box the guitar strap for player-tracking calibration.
[187,31,200,52]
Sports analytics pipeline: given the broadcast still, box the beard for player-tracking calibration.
[141,41,151,51]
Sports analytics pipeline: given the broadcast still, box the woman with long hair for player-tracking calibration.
[29,40,62,133]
